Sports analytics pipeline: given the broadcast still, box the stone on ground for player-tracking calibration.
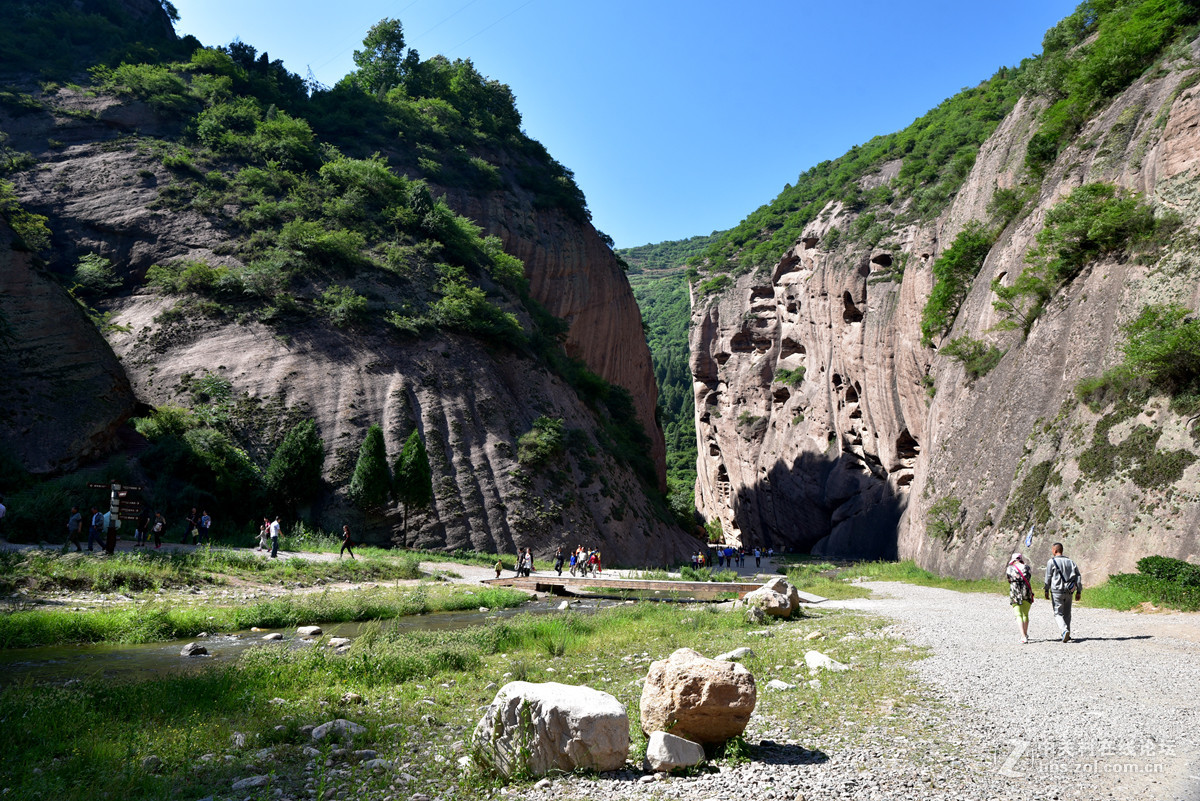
[261,632,283,641]
[311,719,366,742]
[472,681,629,777]
[644,731,706,772]
[714,647,755,663]
[328,637,351,648]
[639,647,756,745]
[766,679,795,691]
[180,642,207,657]
[743,586,791,618]
[296,625,322,637]
[231,775,269,791]
[763,576,803,613]
[804,650,849,673]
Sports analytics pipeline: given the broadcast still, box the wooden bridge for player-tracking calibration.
[483,573,827,603]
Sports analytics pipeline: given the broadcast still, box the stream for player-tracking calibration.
[0,598,610,686]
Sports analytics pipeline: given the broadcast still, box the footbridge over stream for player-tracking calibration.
[483,574,827,603]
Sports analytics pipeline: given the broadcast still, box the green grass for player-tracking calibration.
[0,548,420,595]
[785,562,872,600]
[0,602,922,800]
[0,584,528,648]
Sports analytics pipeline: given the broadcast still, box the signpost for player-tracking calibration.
[88,482,145,522]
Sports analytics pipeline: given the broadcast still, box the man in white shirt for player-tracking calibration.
[269,516,281,559]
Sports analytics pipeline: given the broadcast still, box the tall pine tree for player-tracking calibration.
[348,424,391,516]
[393,429,433,544]
[264,419,325,512]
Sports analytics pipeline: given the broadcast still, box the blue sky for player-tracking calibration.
[171,0,1081,248]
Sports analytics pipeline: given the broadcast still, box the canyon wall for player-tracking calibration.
[693,44,1200,578]
[2,82,685,564]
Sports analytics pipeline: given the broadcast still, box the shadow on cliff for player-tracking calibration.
[740,451,903,561]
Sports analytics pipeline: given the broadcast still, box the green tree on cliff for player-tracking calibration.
[264,419,325,512]
[348,424,391,515]
[353,18,410,96]
[392,429,433,544]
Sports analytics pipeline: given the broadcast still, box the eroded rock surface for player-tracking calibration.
[639,647,756,745]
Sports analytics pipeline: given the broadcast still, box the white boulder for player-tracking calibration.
[643,731,705,772]
[473,682,629,778]
[804,650,850,673]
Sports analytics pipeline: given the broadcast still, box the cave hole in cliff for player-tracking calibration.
[896,472,914,487]
[895,429,920,461]
[750,286,774,302]
[716,464,731,504]
[801,235,819,250]
[709,441,721,456]
[831,373,842,389]
[849,407,863,420]
[844,385,858,404]
[842,292,864,324]
[773,385,791,404]
[730,332,753,353]
[786,301,799,315]
[870,253,893,270]
[715,352,731,366]
[781,337,806,359]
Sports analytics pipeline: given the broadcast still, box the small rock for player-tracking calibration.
[808,679,821,690]
[262,633,284,641]
[197,631,209,638]
[534,778,552,789]
[479,607,489,613]
[328,637,351,648]
[804,630,824,641]
[804,650,849,673]
[361,758,391,771]
[643,731,705,772]
[341,692,364,705]
[231,775,270,791]
[140,755,161,772]
[297,625,323,637]
[311,719,366,742]
[638,775,656,784]
[557,601,570,611]
[714,647,755,663]
[766,679,794,691]
[180,642,207,657]
[230,732,246,748]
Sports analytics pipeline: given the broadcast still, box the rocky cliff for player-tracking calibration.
[692,39,1200,579]
[0,220,136,474]
[0,0,683,563]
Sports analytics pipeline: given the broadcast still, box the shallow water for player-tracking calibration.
[0,598,606,686]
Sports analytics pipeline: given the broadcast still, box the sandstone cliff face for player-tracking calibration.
[693,44,1200,578]
[3,88,685,564]
[436,188,667,489]
[0,221,136,474]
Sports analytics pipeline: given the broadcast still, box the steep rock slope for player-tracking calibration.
[691,37,1200,578]
[0,0,684,563]
[0,220,136,474]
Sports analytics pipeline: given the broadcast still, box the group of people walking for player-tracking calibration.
[65,505,168,553]
[1006,542,1083,643]
[568,546,601,577]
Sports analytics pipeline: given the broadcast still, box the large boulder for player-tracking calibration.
[473,682,629,778]
[644,731,705,772]
[763,577,803,612]
[743,586,791,618]
[639,648,756,745]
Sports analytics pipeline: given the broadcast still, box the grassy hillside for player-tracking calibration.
[0,3,662,538]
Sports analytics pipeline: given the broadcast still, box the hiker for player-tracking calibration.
[135,509,150,548]
[67,507,83,552]
[554,546,565,576]
[569,549,578,576]
[198,510,211,545]
[1006,552,1035,644]
[1044,542,1083,642]
[103,512,117,555]
[152,512,165,548]
[494,558,503,579]
[269,516,281,558]
[523,548,533,577]
[339,525,355,559]
[87,507,104,552]
[754,547,761,568]
[185,508,199,545]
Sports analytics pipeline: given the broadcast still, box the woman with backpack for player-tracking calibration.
[1006,552,1035,644]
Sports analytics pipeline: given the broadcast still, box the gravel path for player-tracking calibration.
[534,581,1200,801]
